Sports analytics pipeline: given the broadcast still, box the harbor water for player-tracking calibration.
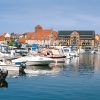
[0,53,100,100]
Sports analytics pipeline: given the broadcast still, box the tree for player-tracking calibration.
[8,40,15,46]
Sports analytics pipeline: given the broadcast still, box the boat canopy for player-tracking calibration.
[31,44,39,51]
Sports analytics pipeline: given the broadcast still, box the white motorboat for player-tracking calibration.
[55,46,77,59]
[52,46,79,59]
[12,55,54,66]
[62,47,73,58]
[39,48,66,63]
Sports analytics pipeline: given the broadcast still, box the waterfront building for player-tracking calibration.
[0,26,99,50]
[58,30,95,49]
[23,25,58,46]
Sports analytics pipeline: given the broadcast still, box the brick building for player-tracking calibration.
[23,25,58,45]
[58,30,95,49]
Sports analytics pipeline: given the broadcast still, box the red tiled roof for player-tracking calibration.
[0,36,11,41]
[0,26,58,42]
[19,37,26,43]
[0,36,5,41]
[0,32,12,41]
[24,29,58,40]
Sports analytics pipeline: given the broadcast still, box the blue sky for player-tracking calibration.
[0,0,100,33]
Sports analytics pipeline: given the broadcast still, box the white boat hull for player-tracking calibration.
[12,56,54,66]
[26,60,54,66]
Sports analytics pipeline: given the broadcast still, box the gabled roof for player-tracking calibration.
[0,32,11,41]
[2,32,11,37]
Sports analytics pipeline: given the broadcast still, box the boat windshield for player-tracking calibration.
[63,49,69,52]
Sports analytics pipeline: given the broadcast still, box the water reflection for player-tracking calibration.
[25,64,63,76]
[24,54,100,77]
[63,53,100,77]
[77,54,94,73]
[7,54,100,78]
[93,54,100,71]
[77,53,100,72]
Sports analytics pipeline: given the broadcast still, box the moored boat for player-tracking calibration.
[12,55,54,66]
[39,48,66,63]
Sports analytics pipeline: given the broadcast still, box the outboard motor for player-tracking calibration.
[0,80,8,88]
[0,68,8,81]
[0,68,8,88]
[19,62,26,75]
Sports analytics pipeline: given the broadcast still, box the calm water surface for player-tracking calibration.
[0,53,100,100]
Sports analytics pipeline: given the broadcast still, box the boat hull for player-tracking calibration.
[26,60,54,66]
